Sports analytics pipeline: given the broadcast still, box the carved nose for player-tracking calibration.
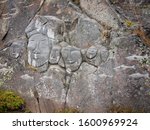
[33,42,40,54]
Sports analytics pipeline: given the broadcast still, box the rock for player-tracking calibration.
[99,46,109,62]
[67,62,112,112]
[27,33,52,72]
[49,45,61,64]
[69,16,102,48]
[86,46,98,59]
[0,0,150,113]
[61,46,82,71]
[25,16,64,42]
[80,0,121,29]
[25,16,64,72]
[0,18,9,41]
[0,0,42,45]
[8,39,26,59]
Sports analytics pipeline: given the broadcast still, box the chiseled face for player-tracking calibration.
[62,47,82,71]
[28,33,51,67]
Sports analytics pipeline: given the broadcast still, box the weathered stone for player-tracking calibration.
[69,16,101,48]
[80,0,121,29]
[0,0,43,46]
[27,33,51,72]
[49,45,61,64]
[25,15,65,72]
[25,15,64,42]
[8,39,26,59]
[67,62,113,112]
[61,46,82,71]
[85,49,101,67]
[86,46,98,59]
[99,46,109,62]
[0,0,150,113]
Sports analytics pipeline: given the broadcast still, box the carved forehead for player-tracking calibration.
[63,46,79,52]
[29,33,48,41]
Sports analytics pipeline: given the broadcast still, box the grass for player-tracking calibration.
[0,90,25,112]
[108,105,144,113]
[55,107,80,113]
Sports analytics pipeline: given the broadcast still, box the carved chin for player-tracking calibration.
[31,59,48,67]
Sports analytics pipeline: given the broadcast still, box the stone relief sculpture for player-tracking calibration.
[25,16,64,72]
[27,33,51,71]
[25,15,109,73]
[61,46,82,72]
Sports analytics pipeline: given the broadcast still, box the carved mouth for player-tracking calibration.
[33,54,40,59]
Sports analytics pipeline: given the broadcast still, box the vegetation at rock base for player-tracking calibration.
[0,90,25,112]
[108,105,145,113]
[55,107,80,113]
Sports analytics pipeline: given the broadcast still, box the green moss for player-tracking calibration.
[124,20,135,27]
[0,90,25,112]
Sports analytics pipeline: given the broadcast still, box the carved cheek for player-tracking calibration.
[28,41,36,51]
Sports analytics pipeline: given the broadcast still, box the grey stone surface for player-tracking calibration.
[80,0,121,29]
[25,15,65,72]
[8,39,26,59]
[0,0,150,113]
[49,45,61,64]
[25,15,64,42]
[67,62,113,112]
[69,16,102,48]
[27,33,51,71]
[61,46,82,72]
[86,46,98,59]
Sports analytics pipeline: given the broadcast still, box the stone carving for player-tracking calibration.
[49,45,61,64]
[61,46,82,72]
[25,15,110,72]
[27,33,51,71]
[25,16,64,72]
[86,46,98,59]
[9,40,26,59]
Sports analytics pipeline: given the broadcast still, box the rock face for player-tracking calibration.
[0,0,150,112]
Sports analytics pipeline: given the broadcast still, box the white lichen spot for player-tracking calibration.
[40,76,51,81]
[32,60,36,67]
[0,67,13,75]
[129,73,149,79]
[126,55,148,61]
[114,65,135,71]
[28,51,32,65]
[47,29,54,39]
[35,20,42,32]
[21,74,34,80]
[99,74,113,78]
[0,63,7,67]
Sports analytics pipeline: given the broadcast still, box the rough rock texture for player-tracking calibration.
[0,0,150,112]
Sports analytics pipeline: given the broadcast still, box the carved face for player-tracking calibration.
[49,45,61,64]
[86,46,97,59]
[28,33,52,67]
[62,46,82,71]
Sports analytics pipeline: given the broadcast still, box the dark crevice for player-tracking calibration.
[63,71,72,109]
[33,86,41,113]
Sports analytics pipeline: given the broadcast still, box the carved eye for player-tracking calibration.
[28,40,37,49]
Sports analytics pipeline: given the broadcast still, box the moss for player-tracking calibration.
[0,90,25,112]
[27,64,38,72]
[124,20,135,27]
